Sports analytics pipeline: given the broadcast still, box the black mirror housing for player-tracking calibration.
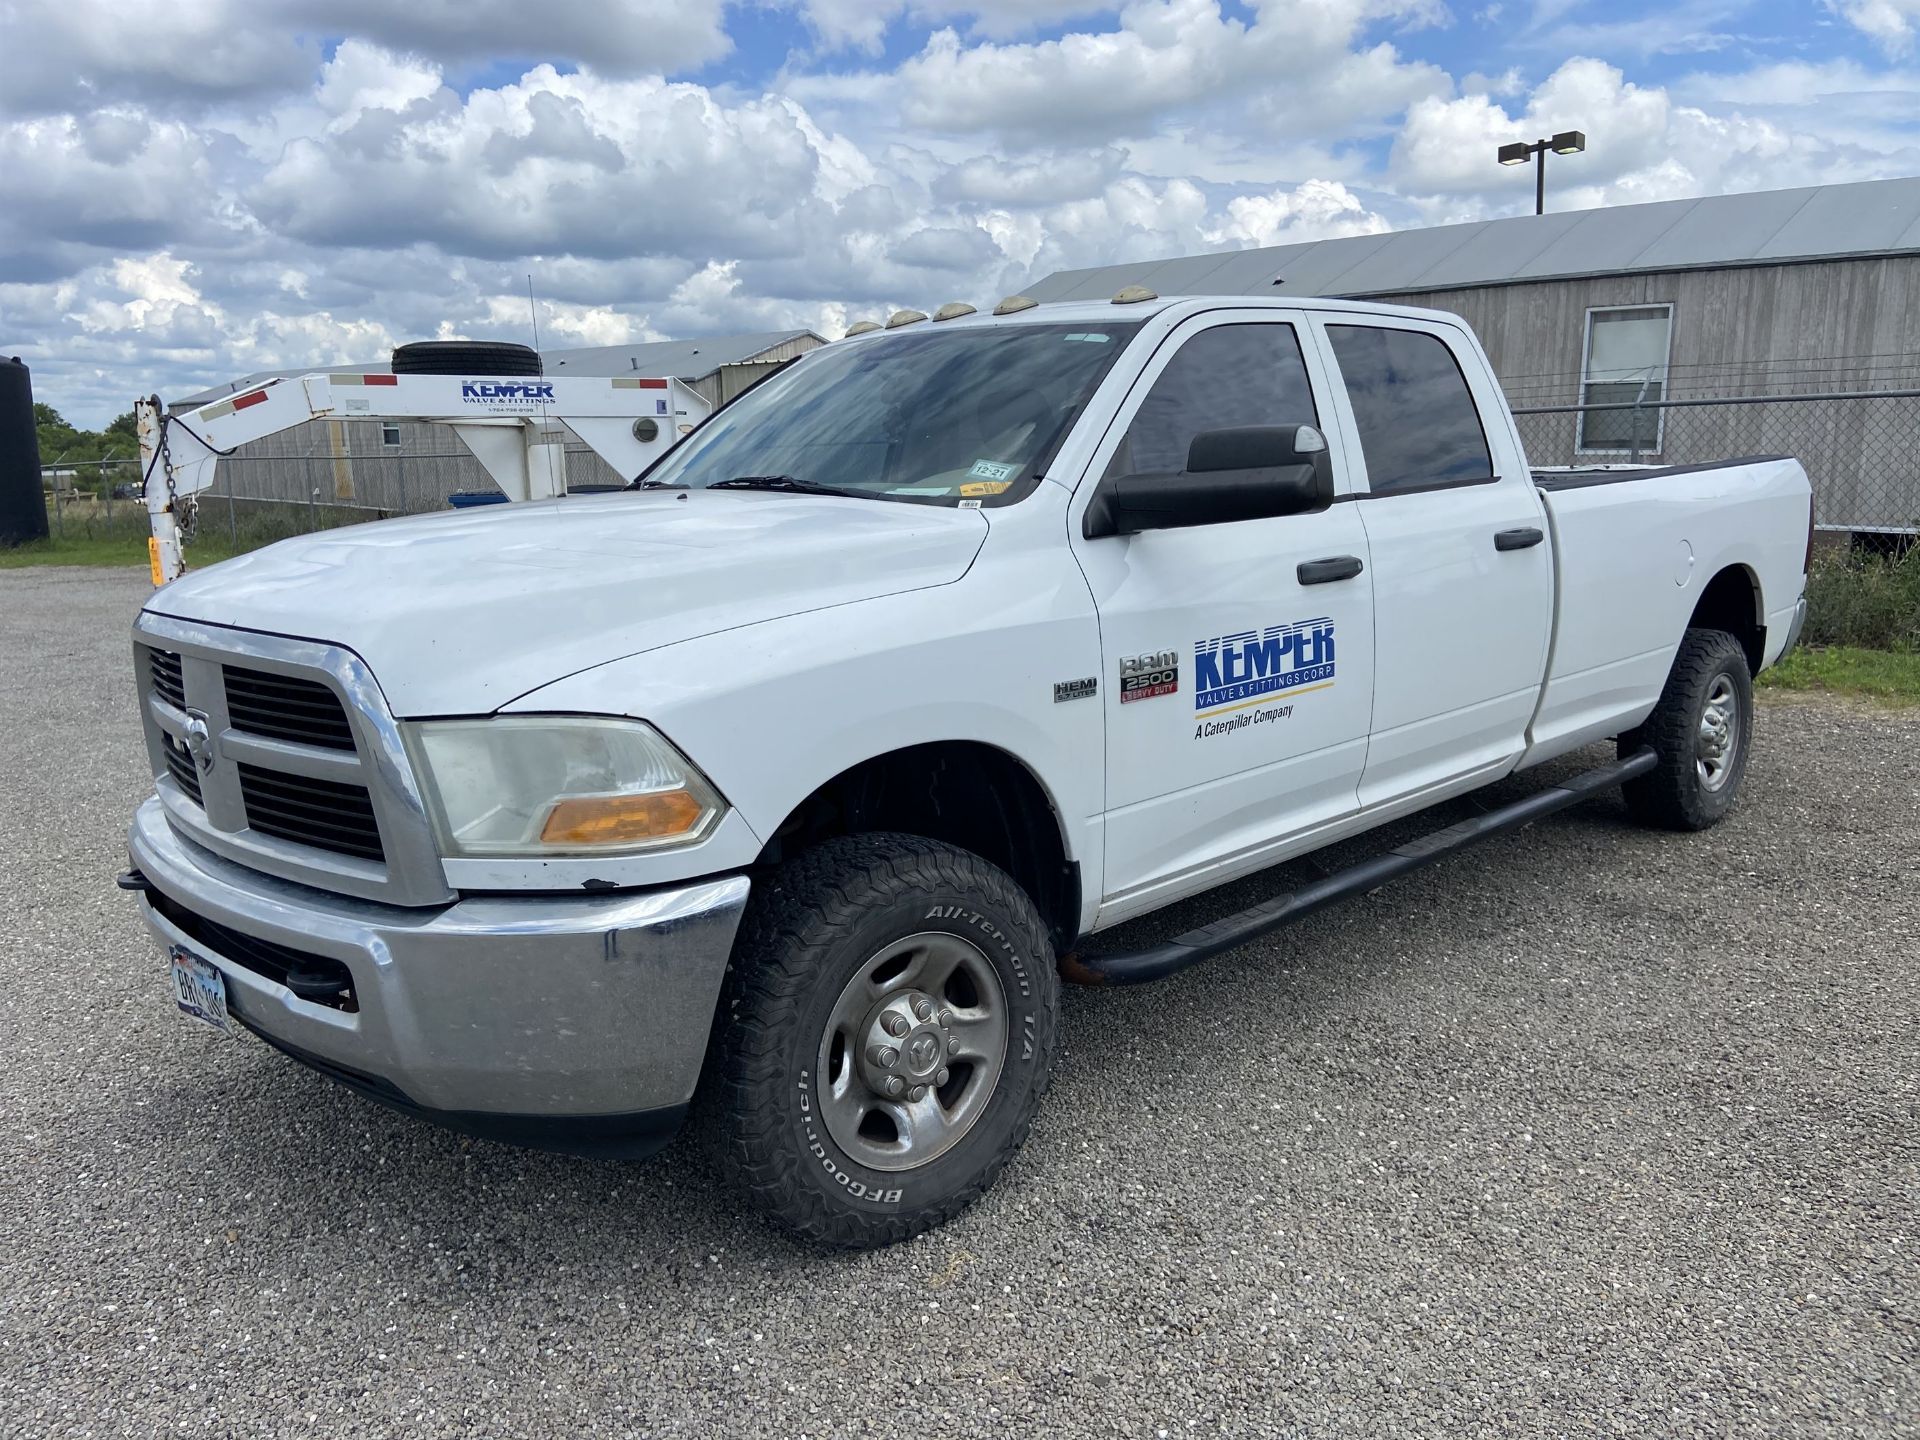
[1085,424,1333,539]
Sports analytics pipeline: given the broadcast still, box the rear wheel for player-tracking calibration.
[1619,627,1754,831]
[713,834,1058,1248]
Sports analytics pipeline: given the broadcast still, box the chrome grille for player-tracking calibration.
[238,763,384,862]
[132,618,452,907]
[224,665,357,750]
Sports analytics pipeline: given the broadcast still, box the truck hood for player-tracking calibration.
[144,490,989,715]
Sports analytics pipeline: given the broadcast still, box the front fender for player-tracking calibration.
[505,529,1107,922]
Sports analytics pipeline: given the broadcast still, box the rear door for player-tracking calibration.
[1310,315,1553,808]
[1069,310,1375,916]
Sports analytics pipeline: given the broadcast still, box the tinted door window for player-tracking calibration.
[1108,323,1317,476]
[1327,325,1493,493]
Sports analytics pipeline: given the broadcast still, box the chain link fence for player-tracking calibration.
[1512,389,1920,535]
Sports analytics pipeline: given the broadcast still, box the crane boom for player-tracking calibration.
[137,370,707,584]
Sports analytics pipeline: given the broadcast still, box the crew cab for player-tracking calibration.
[122,292,1812,1247]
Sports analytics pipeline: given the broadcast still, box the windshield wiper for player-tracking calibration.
[709,474,877,500]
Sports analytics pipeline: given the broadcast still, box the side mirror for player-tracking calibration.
[1083,424,1333,539]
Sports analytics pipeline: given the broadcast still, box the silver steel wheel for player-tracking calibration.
[815,931,1009,1173]
[1697,673,1740,791]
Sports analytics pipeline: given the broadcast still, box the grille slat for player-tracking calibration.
[161,734,203,806]
[148,648,186,711]
[238,763,385,863]
[223,665,356,751]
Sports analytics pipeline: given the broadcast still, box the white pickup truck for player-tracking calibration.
[123,291,1812,1247]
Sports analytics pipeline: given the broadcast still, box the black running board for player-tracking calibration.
[1060,749,1657,987]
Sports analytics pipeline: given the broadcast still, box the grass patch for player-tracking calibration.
[1803,544,1920,651]
[1760,646,1920,704]
[1,499,385,570]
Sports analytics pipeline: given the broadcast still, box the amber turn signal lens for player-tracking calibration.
[539,790,705,846]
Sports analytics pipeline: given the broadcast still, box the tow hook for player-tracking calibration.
[115,867,151,893]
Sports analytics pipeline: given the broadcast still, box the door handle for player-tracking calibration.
[1297,555,1364,585]
[1494,527,1544,551]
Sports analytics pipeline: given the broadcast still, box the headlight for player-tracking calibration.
[405,717,725,857]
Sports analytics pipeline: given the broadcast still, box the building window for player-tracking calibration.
[1578,304,1671,454]
[381,424,402,448]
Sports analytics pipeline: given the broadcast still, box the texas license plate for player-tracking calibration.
[169,944,235,1036]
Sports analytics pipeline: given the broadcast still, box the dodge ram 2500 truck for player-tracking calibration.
[123,291,1812,1248]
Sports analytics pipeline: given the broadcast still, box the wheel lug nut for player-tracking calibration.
[911,996,933,1022]
[882,1013,909,1038]
[909,1085,928,1101]
[947,1034,961,1054]
[938,1009,954,1027]
[882,1075,904,1097]
[870,1045,898,1068]
[935,1067,949,1087]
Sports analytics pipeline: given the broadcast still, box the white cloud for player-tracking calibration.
[1205,179,1392,247]
[894,0,1448,144]
[1832,0,1920,55]
[0,0,731,118]
[799,0,1120,52]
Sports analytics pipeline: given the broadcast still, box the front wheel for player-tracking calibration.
[713,834,1059,1248]
[1619,626,1754,831]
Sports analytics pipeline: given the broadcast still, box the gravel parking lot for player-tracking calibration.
[1,564,1915,1438]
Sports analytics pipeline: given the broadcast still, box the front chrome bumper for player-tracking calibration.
[128,796,749,1155]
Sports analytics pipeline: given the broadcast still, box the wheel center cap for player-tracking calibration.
[856,989,955,1099]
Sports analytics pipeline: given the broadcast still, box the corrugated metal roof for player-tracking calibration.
[1027,175,1920,303]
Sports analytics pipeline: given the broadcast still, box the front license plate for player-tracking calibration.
[169,945,235,1037]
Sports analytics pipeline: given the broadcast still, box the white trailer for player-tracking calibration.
[135,369,709,584]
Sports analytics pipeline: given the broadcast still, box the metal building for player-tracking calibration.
[171,329,825,516]
[1029,176,1920,535]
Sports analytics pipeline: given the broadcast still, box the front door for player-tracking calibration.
[1069,311,1376,920]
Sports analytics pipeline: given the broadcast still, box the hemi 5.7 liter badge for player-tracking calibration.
[1053,677,1098,703]
[1119,650,1179,704]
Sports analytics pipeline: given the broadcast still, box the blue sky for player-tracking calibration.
[4,0,1919,425]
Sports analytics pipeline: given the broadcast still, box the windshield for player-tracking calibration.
[640,320,1142,506]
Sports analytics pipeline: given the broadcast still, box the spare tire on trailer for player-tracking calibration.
[390,341,543,377]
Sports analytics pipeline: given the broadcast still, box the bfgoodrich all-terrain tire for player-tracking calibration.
[1619,626,1754,831]
[713,834,1059,1248]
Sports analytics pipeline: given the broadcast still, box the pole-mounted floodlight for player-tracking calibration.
[1497,129,1587,214]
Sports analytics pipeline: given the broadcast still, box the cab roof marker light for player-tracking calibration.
[993,295,1039,316]
[1112,285,1158,305]
[843,320,883,337]
[885,309,929,329]
[932,302,977,322]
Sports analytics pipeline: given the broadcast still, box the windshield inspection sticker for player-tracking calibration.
[960,480,1012,497]
[968,459,1018,482]
[1119,649,1179,704]
[1192,619,1335,736]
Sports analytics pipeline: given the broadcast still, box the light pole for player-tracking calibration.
[1497,130,1586,215]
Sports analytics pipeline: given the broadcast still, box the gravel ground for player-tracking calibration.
[1,564,1915,1439]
